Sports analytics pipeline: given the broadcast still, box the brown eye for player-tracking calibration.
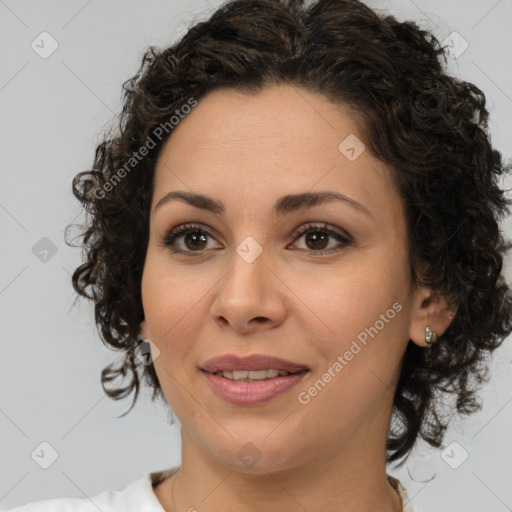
[163,224,219,255]
[290,223,353,255]
[181,231,208,251]
[303,231,329,250]
[162,222,353,257]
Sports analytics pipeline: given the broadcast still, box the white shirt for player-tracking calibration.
[2,467,413,511]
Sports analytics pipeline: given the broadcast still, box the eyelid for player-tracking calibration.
[290,222,353,243]
[160,222,221,250]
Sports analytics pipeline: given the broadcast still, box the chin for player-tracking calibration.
[200,431,310,475]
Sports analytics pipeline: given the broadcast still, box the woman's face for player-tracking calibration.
[140,84,425,472]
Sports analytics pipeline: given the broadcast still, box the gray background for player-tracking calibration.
[1,0,511,510]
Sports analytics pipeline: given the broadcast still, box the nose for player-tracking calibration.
[209,244,286,334]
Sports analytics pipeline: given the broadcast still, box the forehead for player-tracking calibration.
[156,84,366,166]
[152,84,400,221]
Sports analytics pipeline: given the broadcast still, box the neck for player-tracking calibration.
[156,416,403,512]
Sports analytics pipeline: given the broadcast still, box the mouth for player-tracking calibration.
[211,368,309,382]
[199,354,310,405]
[200,353,310,375]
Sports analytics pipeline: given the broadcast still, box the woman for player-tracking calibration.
[6,0,511,510]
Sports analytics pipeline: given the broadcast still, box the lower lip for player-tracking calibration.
[201,370,309,405]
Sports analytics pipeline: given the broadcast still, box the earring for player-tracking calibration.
[425,325,438,346]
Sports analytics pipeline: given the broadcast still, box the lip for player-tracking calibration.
[201,369,309,405]
[200,354,309,373]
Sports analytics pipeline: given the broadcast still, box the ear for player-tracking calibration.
[139,319,150,340]
[408,285,457,347]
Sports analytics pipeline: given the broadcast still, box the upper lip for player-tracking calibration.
[200,354,310,373]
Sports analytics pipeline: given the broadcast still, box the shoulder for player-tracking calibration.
[1,467,179,512]
[387,475,414,512]
[1,495,104,512]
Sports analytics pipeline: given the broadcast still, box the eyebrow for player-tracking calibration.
[154,190,372,218]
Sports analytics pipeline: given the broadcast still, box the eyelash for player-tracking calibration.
[162,222,353,257]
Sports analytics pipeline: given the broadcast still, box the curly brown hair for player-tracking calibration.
[66,0,512,466]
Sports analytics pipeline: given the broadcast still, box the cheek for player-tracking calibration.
[297,299,407,439]
[141,254,214,380]
[304,257,407,336]
[141,252,202,335]
[304,259,410,387]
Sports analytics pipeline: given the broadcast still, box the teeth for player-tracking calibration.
[218,369,291,381]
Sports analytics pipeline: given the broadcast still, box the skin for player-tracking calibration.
[139,83,456,512]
